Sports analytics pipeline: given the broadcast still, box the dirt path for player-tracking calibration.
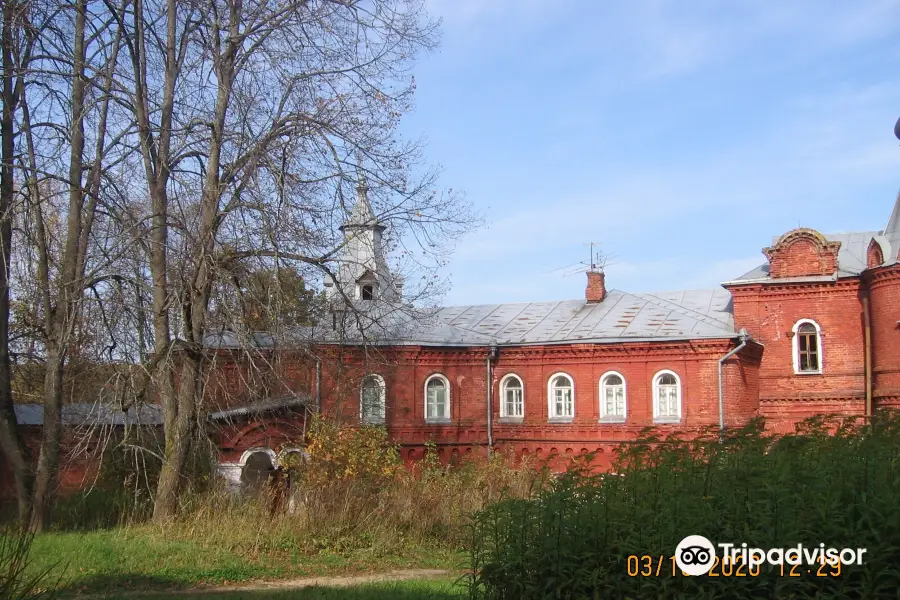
[90,569,454,597]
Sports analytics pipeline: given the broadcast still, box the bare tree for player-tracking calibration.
[0,0,474,526]
[106,0,476,521]
[10,0,130,530]
[0,0,36,525]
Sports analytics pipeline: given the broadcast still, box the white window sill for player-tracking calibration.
[653,417,681,425]
[361,420,386,426]
[548,417,574,424]
[599,417,626,424]
[498,417,524,424]
[425,418,451,425]
[794,370,823,375]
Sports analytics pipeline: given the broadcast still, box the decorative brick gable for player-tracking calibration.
[867,238,885,269]
[763,228,841,278]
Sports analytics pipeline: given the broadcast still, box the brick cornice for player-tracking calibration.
[759,393,864,403]
[729,278,862,299]
[386,339,751,365]
[863,264,900,287]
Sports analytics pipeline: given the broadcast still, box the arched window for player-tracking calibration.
[500,374,524,419]
[360,374,386,424]
[599,371,626,421]
[424,374,450,422]
[653,370,681,422]
[548,373,574,420]
[792,319,822,374]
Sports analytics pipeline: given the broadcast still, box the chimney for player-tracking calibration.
[585,270,606,303]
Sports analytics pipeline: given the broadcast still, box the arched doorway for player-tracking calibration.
[239,448,275,492]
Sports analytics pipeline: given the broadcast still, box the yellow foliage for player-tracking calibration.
[282,416,403,488]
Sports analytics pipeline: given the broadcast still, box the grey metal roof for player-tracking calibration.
[418,289,735,345]
[206,288,738,349]
[884,190,900,261]
[830,231,883,275]
[209,394,311,421]
[13,403,163,426]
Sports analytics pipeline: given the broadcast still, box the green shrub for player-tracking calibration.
[467,414,900,599]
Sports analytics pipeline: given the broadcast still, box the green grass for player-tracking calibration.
[101,579,464,599]
[25,528,464,596]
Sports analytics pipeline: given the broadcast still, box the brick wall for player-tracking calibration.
[867,265,900,408]
[308,339,762,463]
[206,338,762,470]
[727,279,866,431]
[0,427,126,502]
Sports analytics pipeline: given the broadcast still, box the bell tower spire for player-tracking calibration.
[325,164,398,304]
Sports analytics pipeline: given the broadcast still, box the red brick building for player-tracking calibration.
[210,187,900,487]
[5,188,899,494]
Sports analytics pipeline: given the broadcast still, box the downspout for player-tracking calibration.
[487,342,499,456]
[315,358,322,414]
[718,328,750,437]
[862,290,873,418]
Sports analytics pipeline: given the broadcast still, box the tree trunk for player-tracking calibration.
[152,356,198,520]
[29,346,64,531]
[30,0,88,531]
[0,0,32,525]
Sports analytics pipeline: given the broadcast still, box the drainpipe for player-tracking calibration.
[862,290,873,418]
[718,328,750,436]
[315,358,322,414]
[487,342,499,456]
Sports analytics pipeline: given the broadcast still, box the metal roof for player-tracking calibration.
[209,395,311,421]
[884,190,900,260]
[417,288,736,346]
[205,288,738,349]
[13,403,163,426]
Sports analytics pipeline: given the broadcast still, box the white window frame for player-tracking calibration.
[424,374,451,423]
[547,372,575,421]
[499,373,525,419]
[652,369,682,423]
[792,318,823,375]
[359,374,386,424]
[599,371,627,422]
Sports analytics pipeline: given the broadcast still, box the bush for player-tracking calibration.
[158,420,544,557]
[467,414,900,600]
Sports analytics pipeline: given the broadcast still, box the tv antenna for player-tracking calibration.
[585,241,605,271]
[548,243,615,277]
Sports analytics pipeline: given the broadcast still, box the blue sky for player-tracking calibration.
[402,0,900,306]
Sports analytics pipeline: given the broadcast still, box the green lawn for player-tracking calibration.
[25,528,465,596]
[101,579,464,599]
